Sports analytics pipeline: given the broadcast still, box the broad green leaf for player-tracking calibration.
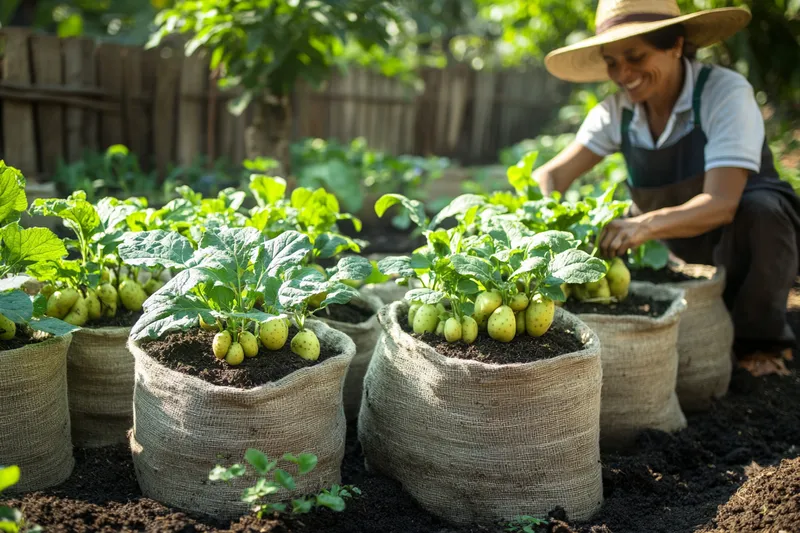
[297,160,361,213]
[156,268,214,299]
[118,230,195,269]
[362,261,391,285]
[320,283,361,307]
[244,449,272,475]
[457,278,480,295]
[29,317,80,336]
[450,254,494,285]
[292,498,314,514]
[283,453,318,475]
[0,466,20,492]
[261,231,313,277]
[629,240,670,270]
[0,163,27,226]
[538,283,567,303]
[314,233,358,259]
[549,249,607,284]
[405,288,446,305]
[0,290,33,323]
[410,253,432,270]
[129,293,210,341]
[525,230,578,254]
[30,195,101,241]
[273,469,296,490]
[329,256,373,282]
[374,194,427,228]
[509,257,548,280]
[316,493,346,512]
[377,256,415,278]
[278,279,329,308]
[96,197,138,231]
[0,224,67,274]
[430,194,486,228]
[197,227,264,273]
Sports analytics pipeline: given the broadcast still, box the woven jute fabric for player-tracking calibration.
[68,327,135,447]
[575,283,688,451]
[1,333,75,492]
[358,302,604,525]
[657,265,733,413]
[127,319,355,519]
[315,293,384,421]
[359,280,415,306]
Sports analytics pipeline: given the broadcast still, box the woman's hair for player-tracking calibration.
[641,24,697,59]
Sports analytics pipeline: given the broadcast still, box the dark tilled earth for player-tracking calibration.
[4,287,800,533]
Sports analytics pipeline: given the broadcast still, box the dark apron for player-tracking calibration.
[621,64,800,350]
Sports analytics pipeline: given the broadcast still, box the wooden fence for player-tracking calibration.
[0,27,570,181]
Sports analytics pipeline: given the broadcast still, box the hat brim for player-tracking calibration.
[544,7,751,83]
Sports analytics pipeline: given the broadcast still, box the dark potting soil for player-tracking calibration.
[629,266,700,284]
[563,292,671,318]
[139,327,338,388]
[402,321,586,364]
[6,285,800,533]
[86,308,143,329]
[696,457,800,533]
[0,328,45,351]
[313,302,375,324]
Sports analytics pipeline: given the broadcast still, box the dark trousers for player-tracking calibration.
[668,188,800,353]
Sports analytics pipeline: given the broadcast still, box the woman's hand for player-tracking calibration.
[599,216,652,258]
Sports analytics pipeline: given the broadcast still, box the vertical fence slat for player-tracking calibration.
[177,50,208,167]
[123,47,148,163]
[63,38,85,162]
[152,44,182,176]
[30,34,64,174]
[1,28,38,176]
[96,43,126,148]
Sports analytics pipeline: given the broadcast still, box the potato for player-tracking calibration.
[435,320,446,337]
[515,311,526,335]
[259,317,289,350]
[225,342,245,365]
[461,316,478,344]
[119,279,148,312]
[63,294,88,327]
[590,277,612,303]
[525,295,555,337]
[412,304,439,334]
[606,257,631,301]
[291,329,320,361]
[474,311,489,331]
[40,284,55,299]
[213,330,232,359]
[474,291,503,317]
[444,317,462,343]
[488,305,516,343]
[408,301,423,327]
[143,278,165,296]
[436,303,447,315]
[46,287,80,319]
[239,331,259,358]
[570,283,590,302]
[84,288,102,321]
[0,313,16,341]
[509,292,529,313]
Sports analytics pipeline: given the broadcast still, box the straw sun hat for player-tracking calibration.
[544,0,751,83]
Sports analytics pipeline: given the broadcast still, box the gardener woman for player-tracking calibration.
[535,0,800,376]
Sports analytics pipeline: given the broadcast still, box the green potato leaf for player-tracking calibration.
[117,230,195,269]
[0,162,27,226]
[377,256,415,278]
[404,288,446,305]
[328,256,373,283]
[374,193,427,229]
[548,249,608,285]
[0,223,67,275]
[450,254,494,285]
[0,289,33,323]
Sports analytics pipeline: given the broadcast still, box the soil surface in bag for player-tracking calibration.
[6,286,800,533]
[629,266,700,284]
[139,327,338,388]
[563,292,671,318]
[0,329,47,351]
[401,321,585,364]
[313,302,375,324]
[86,309,143,328]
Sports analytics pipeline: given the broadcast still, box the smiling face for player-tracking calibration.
[600,35,684,104]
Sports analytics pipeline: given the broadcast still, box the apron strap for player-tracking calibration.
[621,108,633,151]
[693,65,713,129]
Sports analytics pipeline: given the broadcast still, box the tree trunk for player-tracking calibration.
[244,92,292,178]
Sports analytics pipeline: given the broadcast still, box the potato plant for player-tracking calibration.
[0,162,78,341]
[121,228,372,364]
[26,191,160,327]
[374,193,607,344]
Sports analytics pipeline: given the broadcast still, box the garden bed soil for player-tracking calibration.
[139,327,338,388]
[697,457,800,532]
[563,292,671,318]
[629,266,700,284]
[402,322,585,364]
[0,328,46,351]
[6,284,800,533]
[313,302,374,324]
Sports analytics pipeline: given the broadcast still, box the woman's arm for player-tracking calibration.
[533,141,605,196]
[599,167,748,257]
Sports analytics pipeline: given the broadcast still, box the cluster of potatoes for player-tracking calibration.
[563,257,631,304]
[206,316,320,365]
[408,289,556,344]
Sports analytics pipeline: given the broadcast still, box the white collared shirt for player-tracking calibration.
[575,58,766,174]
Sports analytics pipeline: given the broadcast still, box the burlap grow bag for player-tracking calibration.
[359,278,423,306]
[127,319,356,519]
[1,334,75,492]
[358,302,604,525]
[68,327,135,447]
[660,264,734,413]
[575,283,688,451]
[316,293,383,421]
